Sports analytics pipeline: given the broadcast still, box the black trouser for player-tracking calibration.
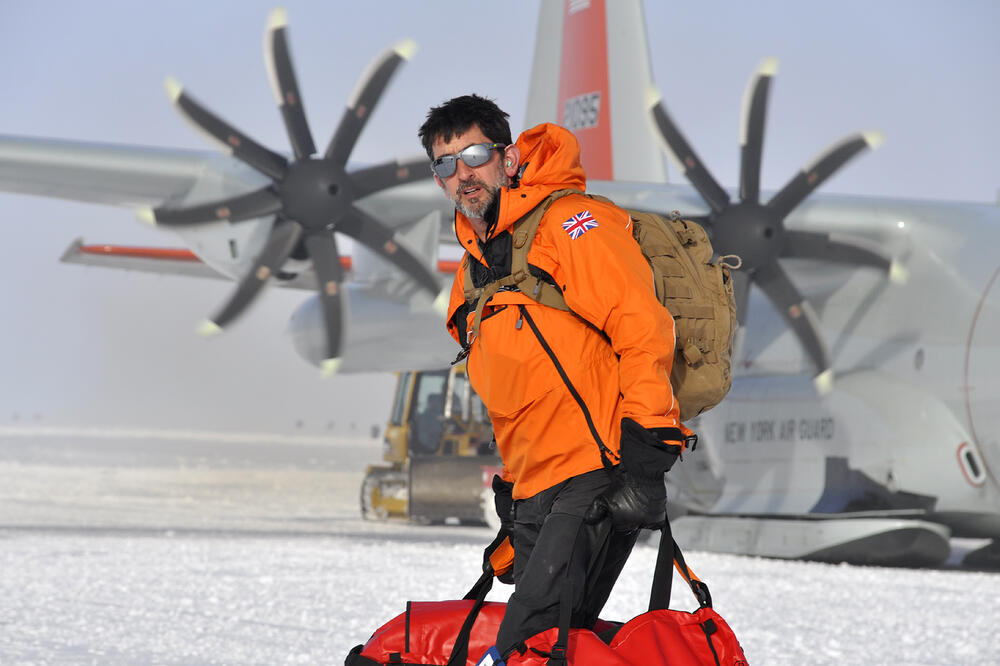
[495,468,639,657]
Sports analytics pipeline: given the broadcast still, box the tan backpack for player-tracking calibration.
[463,189,740,421]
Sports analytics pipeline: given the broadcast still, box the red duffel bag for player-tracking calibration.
[346,524,748,665]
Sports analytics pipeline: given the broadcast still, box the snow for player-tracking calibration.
[1,434,998,665]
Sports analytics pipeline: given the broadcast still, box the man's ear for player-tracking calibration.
[503,145,521,179]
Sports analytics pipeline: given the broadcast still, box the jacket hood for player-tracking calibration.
[454,123,587,255]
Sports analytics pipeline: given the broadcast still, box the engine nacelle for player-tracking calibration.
[287,287,456,374]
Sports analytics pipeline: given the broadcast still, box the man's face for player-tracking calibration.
[431,125,507,221]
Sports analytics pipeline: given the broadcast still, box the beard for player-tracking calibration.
[453,165,509,220]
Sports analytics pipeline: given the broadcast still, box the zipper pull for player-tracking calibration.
[516,312,523,330]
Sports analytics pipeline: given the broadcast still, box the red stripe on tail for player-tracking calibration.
[557,0,612,180]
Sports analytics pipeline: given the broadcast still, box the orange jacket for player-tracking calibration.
[446,123,681,500]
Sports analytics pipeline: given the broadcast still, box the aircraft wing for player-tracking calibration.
[0,135,224,207]
[58,233,461,291]
[58,238,320,289]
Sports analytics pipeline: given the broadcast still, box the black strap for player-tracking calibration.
[463,564,495,601]
[447,566,495,666]
[518,304,618,469]
[649,517,712,611]
[546,520,590,666]
[649,518,675,611]
[404,601,412,653]
[547,580,573,666]
[701,618,722,666]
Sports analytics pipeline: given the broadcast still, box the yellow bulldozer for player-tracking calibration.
[360,362,500,524]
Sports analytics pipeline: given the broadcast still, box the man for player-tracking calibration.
[418,95,689,657]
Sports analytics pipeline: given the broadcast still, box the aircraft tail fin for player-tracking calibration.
[524,0,666,184]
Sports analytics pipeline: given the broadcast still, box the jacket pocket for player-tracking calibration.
[466,304,564,418]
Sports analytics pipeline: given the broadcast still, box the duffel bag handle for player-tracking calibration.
[649,517,712,611]
[447,564,495,666]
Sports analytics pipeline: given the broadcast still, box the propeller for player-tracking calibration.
[648,58,904,393]
[138,8,443,376]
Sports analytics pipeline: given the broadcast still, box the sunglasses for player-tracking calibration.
[430,142,505,179]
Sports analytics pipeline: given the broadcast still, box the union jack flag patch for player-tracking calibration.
[562,210,598,239]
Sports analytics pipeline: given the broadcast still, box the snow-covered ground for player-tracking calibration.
[1,434,998,665]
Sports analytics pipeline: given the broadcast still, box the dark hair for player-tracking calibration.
[418,94,512,159]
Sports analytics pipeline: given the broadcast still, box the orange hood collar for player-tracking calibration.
[454,123,587,253]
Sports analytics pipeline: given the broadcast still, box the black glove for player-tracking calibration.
[483,474,515,583]
[584,418,683,531]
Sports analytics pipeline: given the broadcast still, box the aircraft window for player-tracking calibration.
[389,372,411,425]
[966,452,980,477]
[958,442,986,486]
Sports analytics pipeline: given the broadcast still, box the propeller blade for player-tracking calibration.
[265,8,317,159]
[767,132,883,221]
[152,187,281,226]
[338,206,441,296]
[754,259,832,384]
[303,231,347,369]
[324,40,417,166]
[350,156,433,199]
[200,218,302,332]
[783,230,892,271]
[647,87,730,215]
[164,77,288,181]
[739,58,778,204]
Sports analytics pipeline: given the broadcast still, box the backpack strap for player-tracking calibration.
[463,188,582,339]
[507,188,583,312]
[510,189,625,315]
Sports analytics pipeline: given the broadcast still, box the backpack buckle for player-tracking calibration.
[682,339,704,365]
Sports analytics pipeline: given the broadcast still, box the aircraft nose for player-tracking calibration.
[964,261,1000,489]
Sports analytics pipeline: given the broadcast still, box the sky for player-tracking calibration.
[0,0,997,435]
